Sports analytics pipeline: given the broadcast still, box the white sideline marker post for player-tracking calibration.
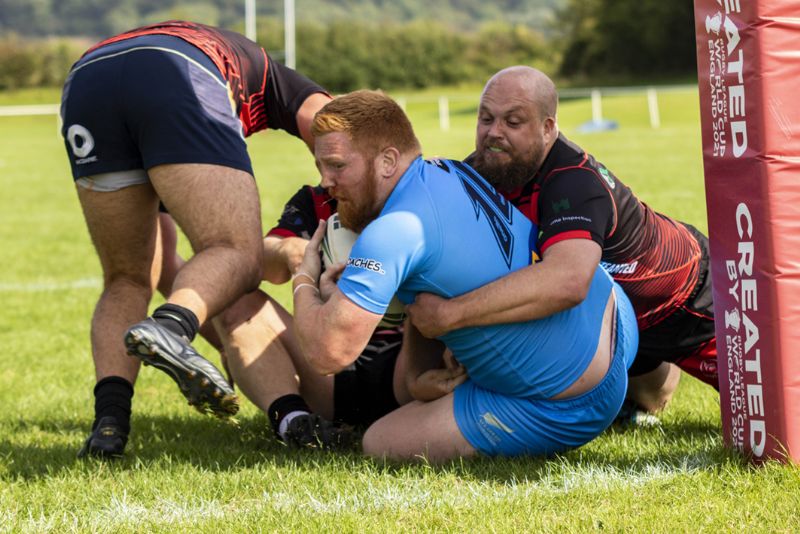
[591,89,602,123]
[647,87,660,129]
[245,0,256,42]
[438,96,450,132]
[284,0,296,69]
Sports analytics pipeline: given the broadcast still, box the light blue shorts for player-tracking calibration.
[453,284,638,457]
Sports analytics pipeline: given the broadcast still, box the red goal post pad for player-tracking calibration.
[694,0,800,462]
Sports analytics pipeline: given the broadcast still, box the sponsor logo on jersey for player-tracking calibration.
[552,198,570,213]
[429,158,450,171]
[281,205,301,217]
[551,215,593,226]
[600,260,639,275]
[699,358,718,377]
[599,166,615,189]
[347,257,385,274]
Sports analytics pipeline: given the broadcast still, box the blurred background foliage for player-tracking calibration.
[0,0,697,91]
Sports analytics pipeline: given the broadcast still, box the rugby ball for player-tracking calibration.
[322,213,406,329]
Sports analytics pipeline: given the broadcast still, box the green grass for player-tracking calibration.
[1,87,799,532]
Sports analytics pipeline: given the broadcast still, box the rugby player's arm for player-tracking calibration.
[408,238,600,337]
[262,235,309,284]
[263,184,328,283]
[293,286,383,375]
[289,219,381,374]
[295,92,333,151]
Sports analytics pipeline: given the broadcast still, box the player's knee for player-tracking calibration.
[230,237,264,289]
[361,422,387,458]
[199,237,263,290]
[103,270,154,299]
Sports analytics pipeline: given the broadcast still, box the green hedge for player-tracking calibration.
[260,19,553,92]
[0,20,552,92]
[0,35,87,90]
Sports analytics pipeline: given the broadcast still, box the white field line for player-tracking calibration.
[2,457,713,530]
[0,277,101,292]
[0,104,60,117]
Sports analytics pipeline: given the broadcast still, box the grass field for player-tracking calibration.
[1,87,799,532]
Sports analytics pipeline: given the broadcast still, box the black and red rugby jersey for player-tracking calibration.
[85,20,325,138]
[497,133,702,329]
[267,185,336,240]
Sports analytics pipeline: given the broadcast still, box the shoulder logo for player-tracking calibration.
[552,198,570,213]
[598,167,616,189]
[428,158,450,171]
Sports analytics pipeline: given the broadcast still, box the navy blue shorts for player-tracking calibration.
[60,34,252,181]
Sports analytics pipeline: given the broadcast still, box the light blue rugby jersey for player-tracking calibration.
[337,157,613,399]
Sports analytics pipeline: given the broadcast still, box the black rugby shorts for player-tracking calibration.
[629,224,716,376]
[333,333,402,427]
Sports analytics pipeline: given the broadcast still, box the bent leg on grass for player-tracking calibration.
[214,290,305,414]
[627,361,681,413]
[214,291,353,449]
[123,164,262,418]
[362,394,475,463]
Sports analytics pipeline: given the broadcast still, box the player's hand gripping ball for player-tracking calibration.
[322,213,406,328]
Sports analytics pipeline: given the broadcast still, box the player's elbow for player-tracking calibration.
[558,272,593,309]
[304,336,359,376]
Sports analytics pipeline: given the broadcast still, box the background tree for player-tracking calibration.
[557,0,696,81]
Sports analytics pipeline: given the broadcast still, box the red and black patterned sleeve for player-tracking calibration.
[266,185,335,239]
[537,168,616,253]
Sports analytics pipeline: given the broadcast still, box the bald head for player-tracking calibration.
[472,67,560,191]
[482,66,558,122]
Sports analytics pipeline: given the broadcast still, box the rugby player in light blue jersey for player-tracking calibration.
[291,90,638,462]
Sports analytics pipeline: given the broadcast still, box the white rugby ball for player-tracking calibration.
[322,213,406,329]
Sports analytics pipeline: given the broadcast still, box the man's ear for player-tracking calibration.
[543,116,558,143]
[378,147,400,178]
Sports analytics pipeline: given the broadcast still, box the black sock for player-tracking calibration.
[152,303,199,341]
[267,394,310,437]
[93,376,134,434]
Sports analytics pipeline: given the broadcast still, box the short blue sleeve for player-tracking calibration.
[336,210,427,314]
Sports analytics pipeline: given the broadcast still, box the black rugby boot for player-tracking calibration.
[283,414,355,451]
[124,319,239,418]
[77,416,128,459]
